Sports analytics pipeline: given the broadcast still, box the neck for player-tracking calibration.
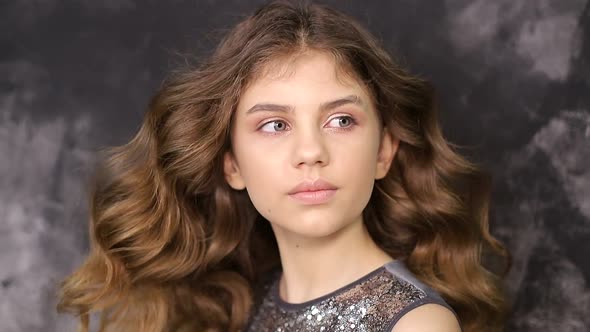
[272,217,394,304]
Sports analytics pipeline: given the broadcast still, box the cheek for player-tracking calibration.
[242,172,285,223]
[238,162,277,214]
[233,141,284,200]
[335,135,380,196]
[346,156,377,193]
[334,132,380,168]
[240,157,279,191]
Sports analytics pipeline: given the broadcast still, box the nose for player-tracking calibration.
[291,126,330,169]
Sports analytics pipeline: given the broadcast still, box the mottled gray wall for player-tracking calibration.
[1,1,588,331]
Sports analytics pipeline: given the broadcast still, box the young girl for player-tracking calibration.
[57,1,510,331]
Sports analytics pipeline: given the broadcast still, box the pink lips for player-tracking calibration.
[288,179,338,205]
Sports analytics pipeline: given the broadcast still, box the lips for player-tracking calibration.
[288,178,338,194]
[287,179,338,205]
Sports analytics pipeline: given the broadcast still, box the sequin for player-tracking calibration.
[245,265,430,332]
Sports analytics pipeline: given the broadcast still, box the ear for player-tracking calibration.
[223,151,246,190]
[375,129,399,180]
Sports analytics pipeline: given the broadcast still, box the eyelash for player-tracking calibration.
[258,115,358,135]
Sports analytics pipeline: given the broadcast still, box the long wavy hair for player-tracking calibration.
[57,1,510,331]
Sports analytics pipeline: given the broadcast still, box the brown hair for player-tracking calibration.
[57,1,510,331]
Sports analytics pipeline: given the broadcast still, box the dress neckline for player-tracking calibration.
[271,259,401,310]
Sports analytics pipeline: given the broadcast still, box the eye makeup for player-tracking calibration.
[256,114,359,136]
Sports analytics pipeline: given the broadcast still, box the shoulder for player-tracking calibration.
[390,303,461,332]
[381,260,462,332]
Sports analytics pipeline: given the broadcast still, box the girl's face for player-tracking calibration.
[224,51,398,240]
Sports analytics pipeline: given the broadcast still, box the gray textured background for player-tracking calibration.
[1,0,589,331]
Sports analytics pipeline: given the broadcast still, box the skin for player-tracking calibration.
[224,50,460,331]
[224,49,397,299]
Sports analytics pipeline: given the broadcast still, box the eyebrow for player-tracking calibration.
[245,94,364,115]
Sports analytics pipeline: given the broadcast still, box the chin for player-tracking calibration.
[279,218,353,239]
[295,226,344,239]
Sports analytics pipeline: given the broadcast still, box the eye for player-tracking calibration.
[260,120,289,133]
[327,115,356,129]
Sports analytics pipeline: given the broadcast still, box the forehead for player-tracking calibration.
[238,51,372,106]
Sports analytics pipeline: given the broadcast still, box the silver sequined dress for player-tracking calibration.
[245,260,460,332]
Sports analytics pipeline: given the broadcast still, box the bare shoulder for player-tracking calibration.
[391,303,461,332]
